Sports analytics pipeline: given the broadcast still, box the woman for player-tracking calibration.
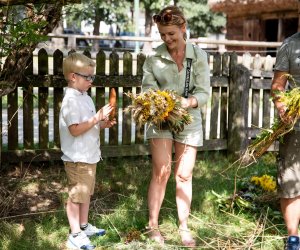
[142,5,210,247]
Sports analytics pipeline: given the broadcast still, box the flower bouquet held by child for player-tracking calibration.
[125,89,193,134]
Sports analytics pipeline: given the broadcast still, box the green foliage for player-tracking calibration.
[63,0,225,38]
[178,0,226,37]
[9,19,47,47]
[0,6,50,58]
[64,0,132,33]
[212,153,280,215]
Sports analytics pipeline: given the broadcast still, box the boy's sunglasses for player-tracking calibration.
[153,13,180,23]
[74,72,95,81]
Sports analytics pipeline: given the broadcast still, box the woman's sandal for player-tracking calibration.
[144,226,164,245]
[178,228,196,248]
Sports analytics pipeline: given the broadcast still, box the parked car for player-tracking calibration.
[99,39,113,49]
[114,31,144,51]
[63,29,90,48]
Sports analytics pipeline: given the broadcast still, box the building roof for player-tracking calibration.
[208,0,298,17]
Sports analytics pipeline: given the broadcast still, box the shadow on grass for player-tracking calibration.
[90,151,285,249]
[0,152,286,249]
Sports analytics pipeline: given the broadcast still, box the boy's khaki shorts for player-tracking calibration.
[64,161,97,203]
[277,130,300,198]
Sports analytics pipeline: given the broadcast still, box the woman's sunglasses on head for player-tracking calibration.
[153,13,181,23]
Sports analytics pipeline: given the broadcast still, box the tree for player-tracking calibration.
[64,0,131,36]
[139,0,165,37]
[139,0,225,42]
[177,0,226,38]
[0,1,65,97]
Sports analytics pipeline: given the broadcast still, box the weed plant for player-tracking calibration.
[0,152,286,249]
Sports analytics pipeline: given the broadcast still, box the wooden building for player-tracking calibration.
[208,0,300,53]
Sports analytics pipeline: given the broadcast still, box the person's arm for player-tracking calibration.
[182,49,210,109]
[271,70,289,120]
[68,104,113,137]
[141,56,159,92]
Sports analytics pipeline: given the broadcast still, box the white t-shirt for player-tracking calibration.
[59,87,101,163]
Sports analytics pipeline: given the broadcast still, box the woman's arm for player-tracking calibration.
[142,56,159,92]
[187,50,210,108]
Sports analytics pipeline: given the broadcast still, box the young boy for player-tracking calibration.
[59,52,116,249]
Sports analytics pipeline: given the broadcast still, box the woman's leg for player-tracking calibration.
[147,138,173,242]
[174,142,197,246]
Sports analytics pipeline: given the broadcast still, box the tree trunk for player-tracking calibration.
[142,6,153,53]
[0,2,63,97]
[92,9,101,51]
[0,2,63,171]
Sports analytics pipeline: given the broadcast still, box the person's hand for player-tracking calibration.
[180,97,190,109]
[95,104,113,122]
[278,106,293,124]
[180,96,198,109]
[100,118,117,129]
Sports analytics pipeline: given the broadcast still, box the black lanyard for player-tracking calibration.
[184,58,192,98]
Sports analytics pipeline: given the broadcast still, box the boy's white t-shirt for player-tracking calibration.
[59,87,101,164]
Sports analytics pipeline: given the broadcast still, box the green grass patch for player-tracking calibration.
[0,153,286,249]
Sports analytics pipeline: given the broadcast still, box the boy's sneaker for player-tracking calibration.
[286,236,300,250]
[66,231,95,250]
[82,223,106,237]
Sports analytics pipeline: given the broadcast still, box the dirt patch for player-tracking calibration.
[0,163,67,219]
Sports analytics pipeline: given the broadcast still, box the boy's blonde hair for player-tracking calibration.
[63,52,96,80]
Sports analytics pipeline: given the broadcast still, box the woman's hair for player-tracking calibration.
[153,5,186,27]
[63,52,95,80]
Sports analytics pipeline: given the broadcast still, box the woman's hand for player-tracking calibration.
[180,96,198,109]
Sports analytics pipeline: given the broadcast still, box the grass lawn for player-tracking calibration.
[0,152,286,249]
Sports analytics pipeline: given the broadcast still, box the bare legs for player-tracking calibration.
[174,142,197,230]
[281,196,300,236]
[67,197,91,234]
[147,139,172,243]
[147,138,197,246]
[174,142,197,247]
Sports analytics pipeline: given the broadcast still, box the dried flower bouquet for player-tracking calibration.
[125,89,193,134]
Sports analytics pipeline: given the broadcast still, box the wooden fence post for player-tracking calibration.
[38,48,49,149]
[0,59,1,167]
[227,55,251,159]
[122,51,133,145]
[23,53,34,149]
[96,49,106,146]
[53,49,64,149]
[109,50,119,145]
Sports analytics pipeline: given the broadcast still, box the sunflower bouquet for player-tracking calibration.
[125,89,193,134]
[241,76,300,164]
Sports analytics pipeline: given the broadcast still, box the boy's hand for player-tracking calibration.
[100,118,117,129]
[95,104,113,122]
